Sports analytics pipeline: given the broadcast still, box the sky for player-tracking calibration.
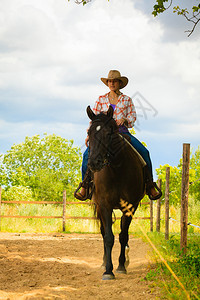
[0,0,200,178]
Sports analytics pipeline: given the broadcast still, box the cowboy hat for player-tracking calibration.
[101,70,128,89]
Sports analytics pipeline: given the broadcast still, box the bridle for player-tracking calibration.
[88,117,123,169]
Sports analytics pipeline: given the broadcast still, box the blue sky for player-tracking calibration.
[0,0,200,178]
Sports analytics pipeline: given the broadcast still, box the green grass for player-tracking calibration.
[139,197,200,299]
[0,203,64,233]
[0,197,153,234]
[0,196,199,236]
[144,232,200,299]
[0,196,200,298]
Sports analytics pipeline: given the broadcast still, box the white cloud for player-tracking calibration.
[0,0,200,172]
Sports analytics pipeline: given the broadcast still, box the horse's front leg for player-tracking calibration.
[116,214,132,274]
[101,209,115,280]
[100,219,106,269]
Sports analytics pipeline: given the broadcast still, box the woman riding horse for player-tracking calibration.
[74,70,162,201]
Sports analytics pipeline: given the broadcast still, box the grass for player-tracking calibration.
[0,196,152,234]
[0,203,64,233]
[141,197,200,299]
[0,195,200,298]
[144,232,200,299]
[0,195,199,235]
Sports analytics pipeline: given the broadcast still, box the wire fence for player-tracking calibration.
[169,217,200,229]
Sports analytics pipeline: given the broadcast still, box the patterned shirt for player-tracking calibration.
[93,93,136,128]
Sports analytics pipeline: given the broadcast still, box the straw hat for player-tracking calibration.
[101,70,128,89]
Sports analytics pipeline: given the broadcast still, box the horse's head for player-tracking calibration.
[86,105,119,172]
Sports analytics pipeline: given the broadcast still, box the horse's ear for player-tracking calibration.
[87,106,96,121]
[107,105,114,118]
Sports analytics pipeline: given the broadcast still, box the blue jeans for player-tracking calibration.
[81,132,153,180]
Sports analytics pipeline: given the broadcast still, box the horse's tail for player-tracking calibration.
[92,202,98,219]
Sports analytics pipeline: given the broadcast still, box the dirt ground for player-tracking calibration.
[0,233,160,300]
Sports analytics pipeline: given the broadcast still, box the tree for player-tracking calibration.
[71,0,92,5]
[0,134,82,201]
[70,0,200,36]
[156,147,200,205]
[152,0,200,37]
[2,186,34,203]
[189,146,200,201]
[156,164,182,205]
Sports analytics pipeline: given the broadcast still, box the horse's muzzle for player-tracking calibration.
[88,155,108,172]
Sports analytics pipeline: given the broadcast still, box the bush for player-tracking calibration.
[2,186,34,202]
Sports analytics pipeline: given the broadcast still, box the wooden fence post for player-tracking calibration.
[156,179,162,232]
[180,143,190,254]
[0,187,2,231]
[150,200,153,232]
[165,167,170,240]
[63,190,66,232]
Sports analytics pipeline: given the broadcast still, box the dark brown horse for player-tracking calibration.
[87,105,146,280]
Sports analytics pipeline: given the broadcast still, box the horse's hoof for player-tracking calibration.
[102,273,115,280]
[116,266,127,274]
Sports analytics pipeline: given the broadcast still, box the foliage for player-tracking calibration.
[156,164,182,205]
[2,186,34,202]
[69,0,200,36]
[156,146,200,205]
[152,0,200,36]
[146,233,200,299]
[68,0,92,5]
[0,134,82,201]
[189,146,200,202]
[177,244,200,278]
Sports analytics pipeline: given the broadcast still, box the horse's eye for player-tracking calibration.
[96,125,101,131]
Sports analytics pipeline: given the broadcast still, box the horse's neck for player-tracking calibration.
[119,135,146,167]
[109,133,126,165]
[110,133,146,169]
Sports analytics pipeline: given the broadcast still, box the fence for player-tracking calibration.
[1,143,196,241]
[155,143,200,254]
[0,189,66,231]
[0,188,153,232]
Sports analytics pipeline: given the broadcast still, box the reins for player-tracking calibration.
[89,117,117,167]
[88,115,139,171]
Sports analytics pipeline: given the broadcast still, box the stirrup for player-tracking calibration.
[74,182,88,201]
[148,182,162,201]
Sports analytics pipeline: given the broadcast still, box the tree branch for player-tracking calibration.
[74,0,91,4]
[185,14,200,37]
[181,9,200,36]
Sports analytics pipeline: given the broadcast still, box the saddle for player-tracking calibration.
[121,134,162,200]
[74,134,162,201]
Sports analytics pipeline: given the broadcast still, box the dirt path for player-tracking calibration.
[0,233,160,299]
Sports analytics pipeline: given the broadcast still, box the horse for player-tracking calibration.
[86,105,146,280]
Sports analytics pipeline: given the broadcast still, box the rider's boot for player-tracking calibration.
[144,166,162,200]
[74,169,93,201]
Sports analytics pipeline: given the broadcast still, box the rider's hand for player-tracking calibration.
[116,118,127,126]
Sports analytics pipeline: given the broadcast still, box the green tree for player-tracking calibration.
[156,147,200,205]
[2,186,34,202]
[156,164,182,205]
[152,0,200,36]
[71,0,200,36]
[189,146,200,201]
[0,134,82,201]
